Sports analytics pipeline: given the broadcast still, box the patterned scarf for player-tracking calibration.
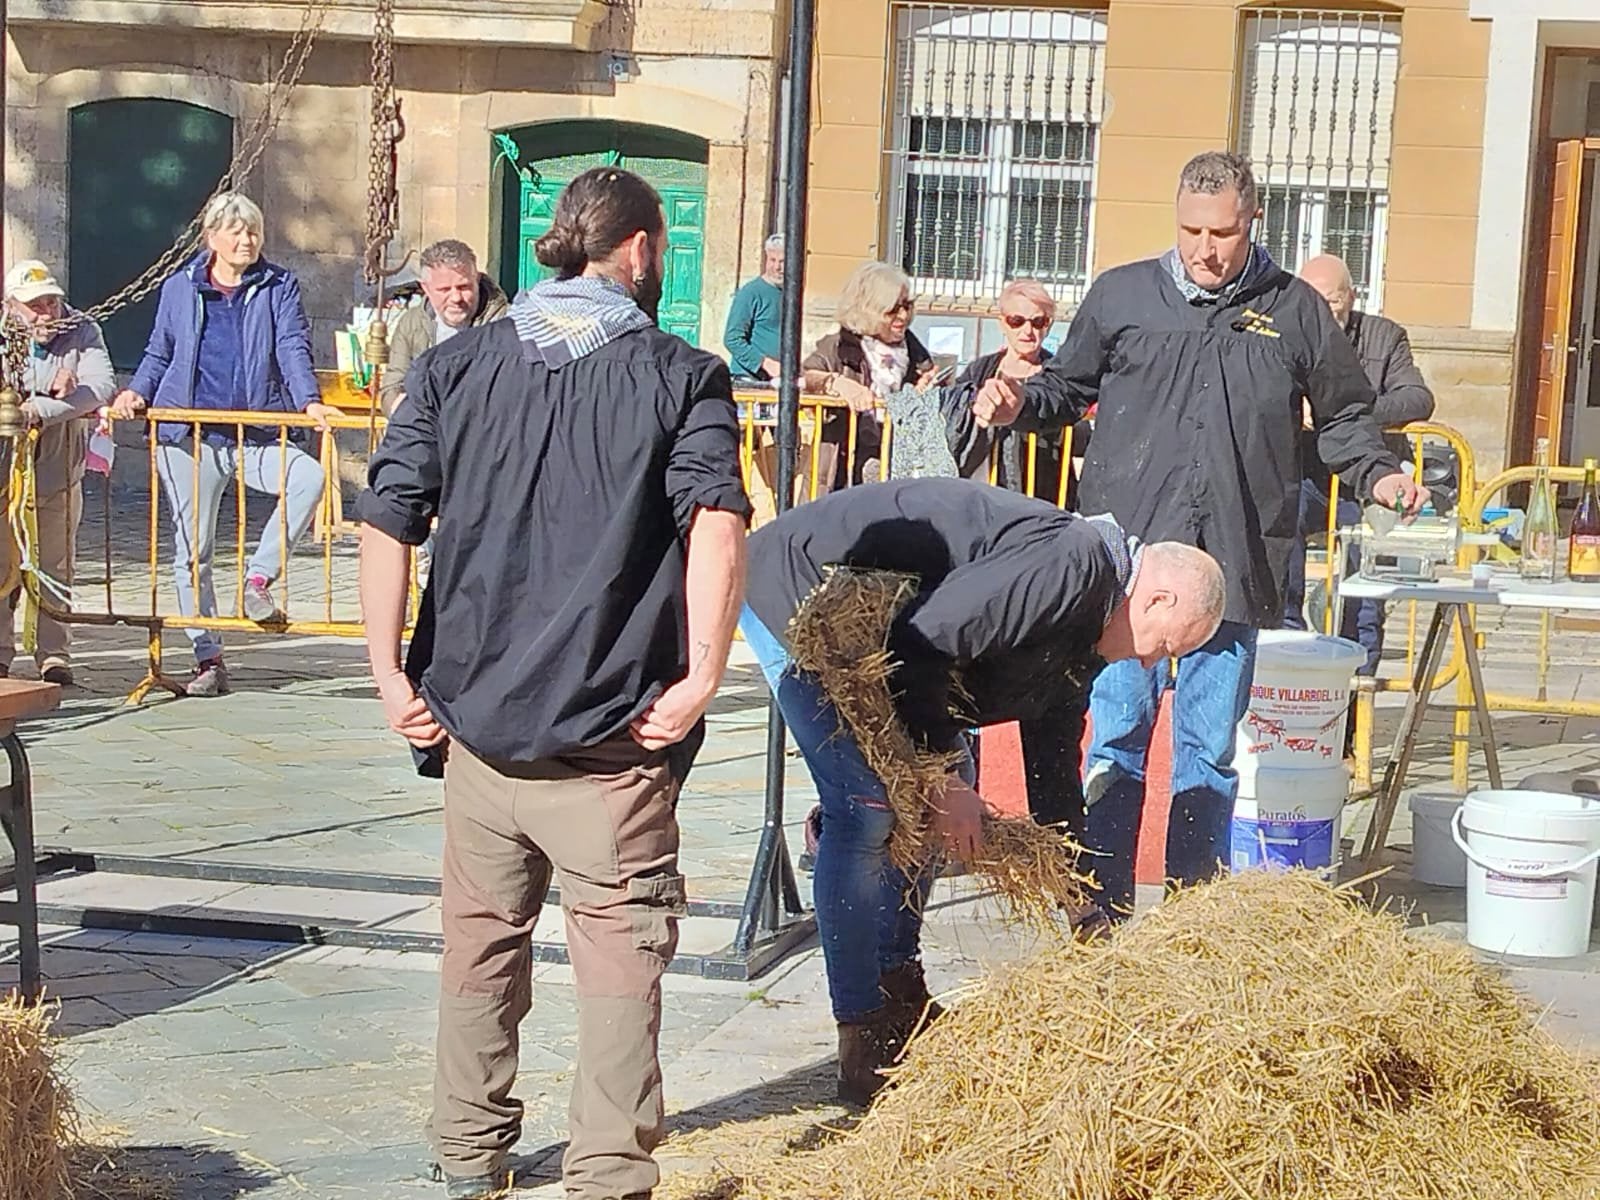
[1084,513,1143,599]
[509,275,653,368]
[1163,242,1274,306]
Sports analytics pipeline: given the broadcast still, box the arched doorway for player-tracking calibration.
[69,98,234,367]
[493,121,709,346]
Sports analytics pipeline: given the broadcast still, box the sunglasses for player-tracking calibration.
[1003,314,1051,331]
[885,297,916,317]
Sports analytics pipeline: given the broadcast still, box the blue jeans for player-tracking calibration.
[1082,620,1258,919]
[1283,478,1383,676]
[740,605,969,1022]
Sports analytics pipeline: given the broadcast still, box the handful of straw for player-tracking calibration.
[785,567,1092,929]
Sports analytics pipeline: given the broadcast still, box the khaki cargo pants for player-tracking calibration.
[429,736,686,1199]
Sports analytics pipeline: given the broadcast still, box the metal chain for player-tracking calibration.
[18,0,330,351]
[363,0,403,287]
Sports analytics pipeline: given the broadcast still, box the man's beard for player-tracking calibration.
[631,261,664,326]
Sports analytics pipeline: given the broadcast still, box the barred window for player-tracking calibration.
[886,5,1106,307]
[1237,9,1400,310]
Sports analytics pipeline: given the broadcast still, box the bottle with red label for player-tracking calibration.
[1570,456,1600,583]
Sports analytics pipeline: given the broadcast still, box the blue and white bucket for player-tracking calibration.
[1231,765,1351,878]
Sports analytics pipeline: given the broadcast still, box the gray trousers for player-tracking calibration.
[155,441,326,663]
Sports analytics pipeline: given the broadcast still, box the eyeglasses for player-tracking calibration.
[1003,314,1051,331]
[885,297,916,317]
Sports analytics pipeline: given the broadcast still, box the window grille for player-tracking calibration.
[885,4,1107,308]
[1237,9,1400,310]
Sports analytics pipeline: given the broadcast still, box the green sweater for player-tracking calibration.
[724,276,783,378]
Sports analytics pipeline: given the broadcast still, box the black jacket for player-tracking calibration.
[359,319,751,770]
[943,349,1077,506]
[1016,257,1401,627]
[745,478,1121,748]
[1302,308,1434,494]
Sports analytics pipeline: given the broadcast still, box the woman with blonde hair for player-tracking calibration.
[802,261,937,491]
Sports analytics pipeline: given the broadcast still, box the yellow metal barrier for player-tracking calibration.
[734,389,1071,524]
[2,407,418,704]
[1451,461,1600,789]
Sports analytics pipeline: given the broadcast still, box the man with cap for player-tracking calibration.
[1,260,114,684]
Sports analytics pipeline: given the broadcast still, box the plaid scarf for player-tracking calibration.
[1163,242,1274,306]
[509,275,653,368]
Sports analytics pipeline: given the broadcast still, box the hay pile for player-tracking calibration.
[0,995,74,1200]
[675,872,1600,1200]
[785,567,1092,925]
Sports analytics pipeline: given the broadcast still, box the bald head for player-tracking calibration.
[1097,542,1225,668]
[1299,254,1355,327]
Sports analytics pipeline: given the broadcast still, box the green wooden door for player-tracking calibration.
[69,99,234,368]
[498,127,708,346]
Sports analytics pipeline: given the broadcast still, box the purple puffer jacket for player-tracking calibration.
[128,252,321,445]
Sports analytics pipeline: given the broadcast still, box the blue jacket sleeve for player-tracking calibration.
[128,276,181,401]
[273,273,323,410]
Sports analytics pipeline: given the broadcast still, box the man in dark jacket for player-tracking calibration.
[974,151,1427,921]
[740,477,1225,1104]
[1284,254,1435,676]
[359,168,748,1200]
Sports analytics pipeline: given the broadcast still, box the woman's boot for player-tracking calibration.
[836,1009,901,1106]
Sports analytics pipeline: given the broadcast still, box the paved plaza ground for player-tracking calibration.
[1,480,1599,1197]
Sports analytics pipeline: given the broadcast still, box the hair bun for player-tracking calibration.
[534,223,587,273]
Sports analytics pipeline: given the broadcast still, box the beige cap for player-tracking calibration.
[5,260,65,304]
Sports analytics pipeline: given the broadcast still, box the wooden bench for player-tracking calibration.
[0,679,62,1002]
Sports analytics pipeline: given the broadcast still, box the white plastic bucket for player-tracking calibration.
[1231,765,1350,879]
[1236,631,1366,772]
[1409,791,1467,888]
[1451,790,1600,959]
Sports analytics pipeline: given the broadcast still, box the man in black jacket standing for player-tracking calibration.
[1285,253,1435,676]
[974,151,1426,922]
[359,168,749,1200]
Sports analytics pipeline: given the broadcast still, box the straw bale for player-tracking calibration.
[673,872,1600,1200]
[0,994,74,1200]
[785,567,1092,923]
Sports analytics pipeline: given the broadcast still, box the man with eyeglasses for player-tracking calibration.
[973,151,1426,922]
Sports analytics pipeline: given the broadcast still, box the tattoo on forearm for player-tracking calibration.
[693,639,712,670]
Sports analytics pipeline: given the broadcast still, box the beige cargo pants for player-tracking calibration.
[0,481,82,670]
[429,736,686,1199]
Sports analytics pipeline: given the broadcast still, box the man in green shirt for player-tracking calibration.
[724,234,784,380]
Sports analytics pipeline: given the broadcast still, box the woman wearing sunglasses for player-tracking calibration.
[943,279,1079,507]
[802,261,937,493]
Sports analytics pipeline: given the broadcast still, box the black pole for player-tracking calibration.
[734,0,815,957]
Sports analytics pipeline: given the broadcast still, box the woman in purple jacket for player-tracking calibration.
[110,192,335,697]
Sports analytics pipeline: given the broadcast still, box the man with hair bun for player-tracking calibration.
[359,166,750,1200]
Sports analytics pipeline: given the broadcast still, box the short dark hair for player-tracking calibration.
[534,168,665,279]
[419,239,478,273]
[1177,151,1259,217]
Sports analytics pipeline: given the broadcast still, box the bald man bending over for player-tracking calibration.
[1286,255,1434,680]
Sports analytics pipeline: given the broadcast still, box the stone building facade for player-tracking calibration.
[5,0,783,370]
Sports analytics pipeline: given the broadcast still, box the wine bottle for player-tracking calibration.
[1521,437,1558,582]
[1570,456,1600,583]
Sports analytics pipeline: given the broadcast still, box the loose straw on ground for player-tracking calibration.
[664,871,1600,1200]
[0,994,74,1200]
[784,567,1094,927]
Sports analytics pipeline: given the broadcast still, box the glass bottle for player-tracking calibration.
[1521,437,1558,582]
[1569,456,1600,584]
